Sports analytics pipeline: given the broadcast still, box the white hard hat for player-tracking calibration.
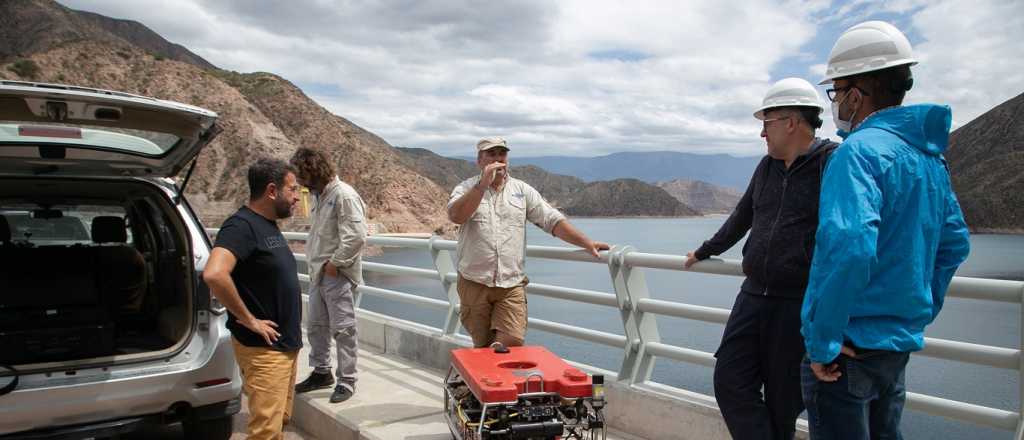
[819,21,917,85]
[753,77,825,120]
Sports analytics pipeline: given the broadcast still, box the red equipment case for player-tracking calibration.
[444,345,606,440]
[451,345,593,403]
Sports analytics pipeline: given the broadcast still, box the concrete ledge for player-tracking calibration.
[290,344,452,440]
[350,309,469,370]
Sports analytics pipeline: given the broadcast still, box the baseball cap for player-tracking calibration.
[476,137,509,152]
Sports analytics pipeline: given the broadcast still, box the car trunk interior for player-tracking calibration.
[0,177,194,370]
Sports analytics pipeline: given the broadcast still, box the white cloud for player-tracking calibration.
[901,0,1024,127]
[57,0,1024,157]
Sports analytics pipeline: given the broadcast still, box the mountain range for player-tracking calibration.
[396,148,701,217]
[493,151,762,190]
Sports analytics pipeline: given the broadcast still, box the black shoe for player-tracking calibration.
[295,371,334,394]
[329,385,355,403]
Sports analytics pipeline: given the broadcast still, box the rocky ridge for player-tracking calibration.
[657,179,742,214]
[946,92,1024,233]
[396,147,700,217]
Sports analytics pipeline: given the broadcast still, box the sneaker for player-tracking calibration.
[329,384,355,403]
[295,371,334,394]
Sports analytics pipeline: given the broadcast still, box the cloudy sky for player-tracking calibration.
[60,0,1024,157]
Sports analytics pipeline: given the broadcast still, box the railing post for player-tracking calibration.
[1016,283,1024,440]
[429,235,462,336]
[608,245,661,385]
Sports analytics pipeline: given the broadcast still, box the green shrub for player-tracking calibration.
[7,59,40,79]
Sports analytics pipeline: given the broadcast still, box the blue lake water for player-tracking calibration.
[359,217,1023,440]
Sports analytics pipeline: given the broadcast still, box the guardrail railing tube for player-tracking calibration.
[429,235,462,336]
[202,227,1024,433]
[608,245,662,384]
[1017,282,1024,440]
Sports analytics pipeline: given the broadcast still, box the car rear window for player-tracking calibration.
[2,204,130,246]
[0,121,180,156]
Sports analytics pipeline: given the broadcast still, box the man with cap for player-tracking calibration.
[448,137,609,348]
[800,21,970,439]
[683,78,837,440]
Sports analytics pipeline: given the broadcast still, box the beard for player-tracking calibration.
[274,198,294,219]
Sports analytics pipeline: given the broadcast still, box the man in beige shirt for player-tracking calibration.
[289,147,367,404]
[448,137,609,348]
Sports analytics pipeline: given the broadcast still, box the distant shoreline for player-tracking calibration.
[566,216,1022,233]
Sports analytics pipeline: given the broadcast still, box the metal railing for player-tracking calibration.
[206,228,1024,436]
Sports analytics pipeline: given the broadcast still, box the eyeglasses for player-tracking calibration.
[826,85,870,102]
[762,116,791,128]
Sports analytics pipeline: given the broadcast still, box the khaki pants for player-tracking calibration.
[232,338,299,440]
[456,275,528,347]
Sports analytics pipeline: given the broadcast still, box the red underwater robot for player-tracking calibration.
[444,344,606,440]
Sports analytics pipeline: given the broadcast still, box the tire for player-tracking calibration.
[183,414,233,440]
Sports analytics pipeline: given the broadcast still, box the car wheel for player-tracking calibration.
[183,414,233,440]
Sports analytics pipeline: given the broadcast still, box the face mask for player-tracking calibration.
[831,88,859,138]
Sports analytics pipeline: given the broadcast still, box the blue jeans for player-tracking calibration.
[801,349,910,440]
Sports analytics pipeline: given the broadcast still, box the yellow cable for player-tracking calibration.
[453,398,519,427]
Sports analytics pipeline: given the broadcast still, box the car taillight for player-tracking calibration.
[195,378,231,388]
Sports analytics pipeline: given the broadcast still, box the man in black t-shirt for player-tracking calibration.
[203,158,302,440]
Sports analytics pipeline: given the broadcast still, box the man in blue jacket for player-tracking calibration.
[801,21,971,440]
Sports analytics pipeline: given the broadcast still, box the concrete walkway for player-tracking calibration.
[289,345,643,440]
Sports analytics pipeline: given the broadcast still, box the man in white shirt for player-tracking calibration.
[447,137,609,348]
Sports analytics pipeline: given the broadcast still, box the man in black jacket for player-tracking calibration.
[684,78,837,440]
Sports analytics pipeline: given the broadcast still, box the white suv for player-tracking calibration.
[0,81,240,439]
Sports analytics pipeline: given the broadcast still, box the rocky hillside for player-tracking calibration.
[0,0,213,69]
[395,147,477,192]
[396,147,586,208]
[509,165,587,209]
[563,179,700,217]
[397,147,581,208]
[657,179,742,214]
[0,0,452,234]
[946,92,1024,233]
[396,147,699,217]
